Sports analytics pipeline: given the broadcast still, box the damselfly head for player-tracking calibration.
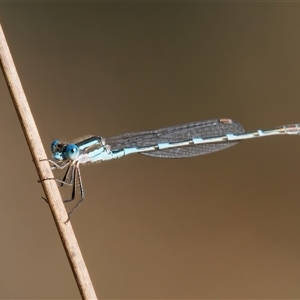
[51,140,81,161]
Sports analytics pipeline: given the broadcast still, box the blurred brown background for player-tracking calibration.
[1,2,300,299]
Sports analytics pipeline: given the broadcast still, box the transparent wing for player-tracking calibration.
[105,119,245,158]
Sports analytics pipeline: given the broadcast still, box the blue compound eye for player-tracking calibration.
[65,144,79,160]
[51,140,60,153]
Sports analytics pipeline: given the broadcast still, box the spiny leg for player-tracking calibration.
[60,164,75,188]
[39,164,74,188]
[38,159,71,183]
[65,162,85,222]
[39,159,85,221]
[39,158,71,170]
[39,160,76,206]
[63,164,78,203]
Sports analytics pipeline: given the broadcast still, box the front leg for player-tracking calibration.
[38,158,71,184]
[39,158,71,170]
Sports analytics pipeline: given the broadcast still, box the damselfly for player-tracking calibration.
[48,118,300,218]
